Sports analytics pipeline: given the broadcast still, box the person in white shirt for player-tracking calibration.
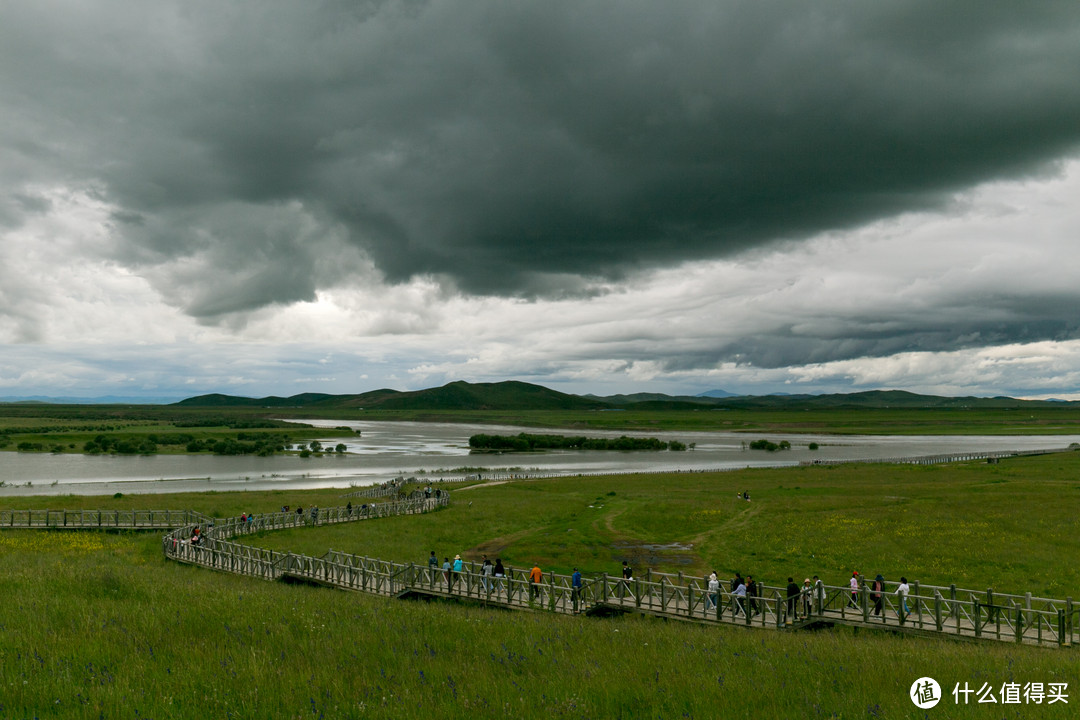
[706,572,720,611]
[896,576,910,616]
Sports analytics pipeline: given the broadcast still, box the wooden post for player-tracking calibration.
[861,582,869,624]
[912,581,921,627]
[635,578,641,609]
[1015,605,1023,644]
[660,579,667,612]
[1067,597,1074,646]
[974,600,982,638]
[775,592,783,629]
[951,585,959,634]
[688,585,694,618]
[601,573,609,602]
[934,592,943,631]
[548,574,555,612]
[1059,610,1067,647]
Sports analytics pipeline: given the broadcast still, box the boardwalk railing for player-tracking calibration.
[800,447,1072,467]
[1,509,207,529]
[8,494,1076,649]
[165,515,1078,648]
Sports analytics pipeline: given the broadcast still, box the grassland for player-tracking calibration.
[2,453,1080,717]
[279,405,1080,435]
[253,451,1080,597]
[0,407,339,455]
[6,402,1080,461]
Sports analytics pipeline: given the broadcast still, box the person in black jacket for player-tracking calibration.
[872,574,885,618]
[786,577,801,622]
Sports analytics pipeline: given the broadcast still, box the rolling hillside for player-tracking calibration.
[174,382,1073,411]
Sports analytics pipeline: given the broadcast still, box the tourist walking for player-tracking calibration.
[786,577,800,623]
[707,572,720,612]
[442,556,451,588]
[452,554,464,590]
[481,555,494,592]
[730,572,744,614]
[746,576,759,617]
[849,571,860,608]
[872,574,885,618]
[572,568,583,612]
[802,578,813,617]
[896,576,910,617]
[620,560,633,598]
[494,558,506,594]
[529,563,543,602]
[813,575,826,614]
[733,578,747,616]
[428,550,438,576]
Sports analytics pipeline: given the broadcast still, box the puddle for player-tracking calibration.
[611,541,697,566]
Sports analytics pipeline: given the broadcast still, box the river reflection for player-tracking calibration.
[1,419,1076,496]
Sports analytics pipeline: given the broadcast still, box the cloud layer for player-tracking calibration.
[3,1,1080,398]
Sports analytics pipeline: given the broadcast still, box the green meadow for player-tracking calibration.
[2,452,1080,717]
[6,402,1080,459]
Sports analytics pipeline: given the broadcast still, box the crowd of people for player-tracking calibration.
[421,548,914,622]
[185,500,913,624]
[706,569,911,621]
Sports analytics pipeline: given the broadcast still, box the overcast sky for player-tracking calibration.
[3,1,1080,400]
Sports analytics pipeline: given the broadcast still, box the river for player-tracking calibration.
[0,420,1075,497]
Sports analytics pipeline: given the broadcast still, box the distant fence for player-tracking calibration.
[800,447,1074,467]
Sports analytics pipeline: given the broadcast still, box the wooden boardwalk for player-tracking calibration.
[800,446,1072,467]
[6,496,1076,649]
[1,508,205,529]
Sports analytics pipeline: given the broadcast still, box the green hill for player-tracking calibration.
[707,390,1063,410]
[174,392,334,407]
[175,381,609,411]
[175,383,1074,412]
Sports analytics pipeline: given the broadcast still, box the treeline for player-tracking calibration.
[469,433,686,452]
[748,439,791,451]
[80,432,295,456]
[1,424,130,436]
[172,417,295,429]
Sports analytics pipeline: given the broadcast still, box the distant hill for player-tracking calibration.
[696,389,739,398]
[587,392,722,406]
[175,381,609,411]
[1,395,187,404]
[173,393,335,407]
[704,390,1065,410]
[174,383,1075,412]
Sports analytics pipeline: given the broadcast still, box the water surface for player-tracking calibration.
[1,420,1074,497]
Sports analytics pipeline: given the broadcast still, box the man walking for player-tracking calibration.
[529,563,543,603]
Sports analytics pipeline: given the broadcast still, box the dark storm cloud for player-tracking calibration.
[3,1,1080,325]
